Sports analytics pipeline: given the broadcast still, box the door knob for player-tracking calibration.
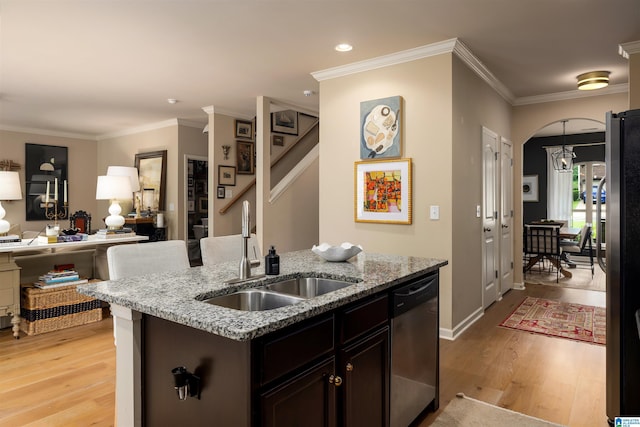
[346,363,354,372]
[329,375,343,387]
[483,227,492,232]
[502,224,508,228]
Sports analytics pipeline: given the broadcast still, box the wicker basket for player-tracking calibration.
[20,282,103,336]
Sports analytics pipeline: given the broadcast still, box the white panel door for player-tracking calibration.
[500,137,514,294]
[482,128,499,309]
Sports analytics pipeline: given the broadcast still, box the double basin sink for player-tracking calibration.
[202,277,355,311]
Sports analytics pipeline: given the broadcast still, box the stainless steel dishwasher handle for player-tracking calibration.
[596,178,606,272]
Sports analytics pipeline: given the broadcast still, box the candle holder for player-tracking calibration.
[44,199,68,227]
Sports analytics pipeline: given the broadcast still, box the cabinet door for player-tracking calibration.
[260,357,336,427]
[340,327,389,427]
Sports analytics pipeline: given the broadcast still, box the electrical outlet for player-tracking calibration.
[430,205,439,220]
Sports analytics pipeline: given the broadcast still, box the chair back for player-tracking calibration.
[577,224,592,251]
[200,234,261,268]
[107,240,190,280]
[524,225,560,256]
[70,210,92,234]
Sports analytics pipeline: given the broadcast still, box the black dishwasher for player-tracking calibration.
[390,272,439,427]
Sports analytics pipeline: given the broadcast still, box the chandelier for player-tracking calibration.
[551,120,575,172]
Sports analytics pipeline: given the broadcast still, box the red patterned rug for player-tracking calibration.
[499,297,606,345]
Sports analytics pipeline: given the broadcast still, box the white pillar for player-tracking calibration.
[111,304,143,427]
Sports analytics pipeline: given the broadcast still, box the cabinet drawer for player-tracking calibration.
[259,314,335,385]
[0,287,15,307]
[339,294,389,345]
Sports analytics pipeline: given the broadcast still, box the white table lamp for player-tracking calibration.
[0,171,23,235]
[106,166,141,192]
[96,175,132,229]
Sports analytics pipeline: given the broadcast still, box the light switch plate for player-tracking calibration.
[430,205,439,220]
[476,205,481,217]
[225,189,233,198]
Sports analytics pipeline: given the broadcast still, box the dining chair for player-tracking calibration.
[107,240,190,280]
[523,224,562,282]
[107,240,190,344]
[200,233,261,268]
[560,223,594,276]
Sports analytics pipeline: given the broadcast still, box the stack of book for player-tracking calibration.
[35,268,88,289]
[95,227,136,239]
[0,234,21,245]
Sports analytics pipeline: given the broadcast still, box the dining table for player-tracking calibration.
[523,224,581,279]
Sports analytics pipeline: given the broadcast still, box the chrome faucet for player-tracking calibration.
[239,200,252,280]
[224,201,263,285]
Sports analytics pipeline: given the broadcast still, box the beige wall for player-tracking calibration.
[209,113,257,238]
[178,124,208,239]
[629,51,640,109]
[97,123,178,237]
[511,92,628,285]
[318,54,461,329]
[0,129,97,234]
[451,56,512,327]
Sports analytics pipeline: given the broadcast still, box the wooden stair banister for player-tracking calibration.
[219,119,318,214]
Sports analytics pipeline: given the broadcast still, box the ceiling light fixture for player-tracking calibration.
[577,71,610,91]
[335,43,353,52]
[551,120,575,172]
[167,98,178,104]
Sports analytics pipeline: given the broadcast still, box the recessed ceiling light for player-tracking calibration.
[335,43,353,52]
[167,98,178,104]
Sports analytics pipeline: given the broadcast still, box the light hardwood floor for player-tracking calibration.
[419,281,607,427]
[1,283,607,427]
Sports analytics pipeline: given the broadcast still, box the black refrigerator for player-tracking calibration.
[603,109,640,423]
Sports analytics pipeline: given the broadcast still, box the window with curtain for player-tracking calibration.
[546,146,574,223]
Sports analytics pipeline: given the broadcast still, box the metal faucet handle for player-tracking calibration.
[241,200,250,238]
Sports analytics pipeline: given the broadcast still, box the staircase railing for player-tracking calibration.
[219,119,319,214]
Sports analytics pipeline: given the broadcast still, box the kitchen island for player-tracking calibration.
[78,249,447,427]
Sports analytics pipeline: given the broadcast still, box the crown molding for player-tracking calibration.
[0,124,95,141]
[177,119,207,129]
[311,38,515,103]
[311,38,458,82]
[513,83,629,106]
[619,40,640,59]
[96,118,180,140]
[451,39,515,103]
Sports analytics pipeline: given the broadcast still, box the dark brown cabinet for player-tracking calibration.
[255,294,390,427]
[260,357,337,427]
[339,327,389,427]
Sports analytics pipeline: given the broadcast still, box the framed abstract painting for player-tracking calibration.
[354,158,412,224]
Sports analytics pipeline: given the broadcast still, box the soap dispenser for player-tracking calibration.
[265,246,280,275]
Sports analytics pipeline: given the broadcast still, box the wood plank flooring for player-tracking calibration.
[418,282,607,427]
[0,283,606,427]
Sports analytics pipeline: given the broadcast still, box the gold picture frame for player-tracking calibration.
[354,158,412,224]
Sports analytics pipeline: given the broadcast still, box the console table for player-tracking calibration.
[125,217,167,242]
[0,234,147,339]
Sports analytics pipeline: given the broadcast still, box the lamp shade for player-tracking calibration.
[0,171,22,200]
[96,175,132,200]
[107,166,140,192]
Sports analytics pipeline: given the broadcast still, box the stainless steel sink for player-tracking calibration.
[203,289,305,311]
[266,277,354,298]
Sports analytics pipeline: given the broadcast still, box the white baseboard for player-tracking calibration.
[513,281,526,290]
[439,306,484,341]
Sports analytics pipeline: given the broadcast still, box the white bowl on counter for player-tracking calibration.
[311,242,363,262]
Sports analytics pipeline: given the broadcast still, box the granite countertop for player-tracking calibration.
[77,250,447,341]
